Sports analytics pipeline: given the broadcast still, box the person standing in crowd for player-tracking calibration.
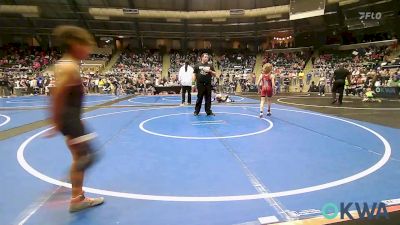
[306,72,312,85]
[111,77,120,96]
[51,25,104,212]
[298,70,304,85]
[30,77,38,95]
[0,75,9,98]
[283,75,290,92]
[331,64,351,104]
[178,60,193,106]
[93,76,99,93]
[318,75,326,96]
[193,53,216,116]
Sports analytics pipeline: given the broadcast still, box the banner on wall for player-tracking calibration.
[374,87,400,98]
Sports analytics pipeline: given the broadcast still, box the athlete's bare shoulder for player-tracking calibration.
[54,58,80,85]
[55,59,79,75]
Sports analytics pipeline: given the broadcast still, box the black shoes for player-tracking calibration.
[193,112,199,116]
[331,99,343,105]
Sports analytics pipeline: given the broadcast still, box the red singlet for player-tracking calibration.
[260,73,273,97]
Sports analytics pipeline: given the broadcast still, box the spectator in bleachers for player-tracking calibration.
[308,81,318,92]
[318,75,326,96]
[0,75,10,97]
[169,49,212,74]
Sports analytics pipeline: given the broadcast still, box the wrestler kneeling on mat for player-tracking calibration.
[212,93,235,103]
[258,63,275,117]
[51,25,104,212]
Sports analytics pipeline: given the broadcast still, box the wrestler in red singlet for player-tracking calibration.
[260,72,273,98]
[258,63,275,117]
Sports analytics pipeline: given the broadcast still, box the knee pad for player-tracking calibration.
[75,143,99,171]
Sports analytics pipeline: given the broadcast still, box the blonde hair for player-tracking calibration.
[262,63,273,73]
[52,25,95,51]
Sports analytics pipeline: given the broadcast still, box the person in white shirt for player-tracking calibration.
[155,76,160,86]
[30,78,38,95]
[94,78,99,93]
[178,61,194,105]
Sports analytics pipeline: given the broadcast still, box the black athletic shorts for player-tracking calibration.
[60,118,86,138]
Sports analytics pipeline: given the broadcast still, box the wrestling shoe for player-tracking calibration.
[69,193,104,213]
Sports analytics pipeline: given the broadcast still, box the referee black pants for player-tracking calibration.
[195,83,212,114]
[332,80,345,104]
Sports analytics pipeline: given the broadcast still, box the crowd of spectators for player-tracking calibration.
[1,43,399,98]
[0,73,56,97]
[215,73,257,93]
[262,50,310,92]
[111,48,162,77]
[216,51,256,93]
[313,46,390,75]
[0,44,60,75]
[219,52,255,71]
[309,45,399,97]
[80,74,152,96]
[263,51,309,73]
[87,53,111,61]
[169,49,212,73]
[0,45,61,97]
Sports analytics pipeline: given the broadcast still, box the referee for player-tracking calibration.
[331,63,351,104]
[193,53,216,116]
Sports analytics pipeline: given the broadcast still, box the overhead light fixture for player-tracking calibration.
[230,9,245,16]
[0,5,39,14]
[266,14,281,20]
[212,18,226,22]
[166,18,181,22]
[22,13,39,17]
[93,16,110,20]
[339,0,360,6]
[325,11,337,15]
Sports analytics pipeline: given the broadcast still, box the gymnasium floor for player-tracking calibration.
[1,94,400,225]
